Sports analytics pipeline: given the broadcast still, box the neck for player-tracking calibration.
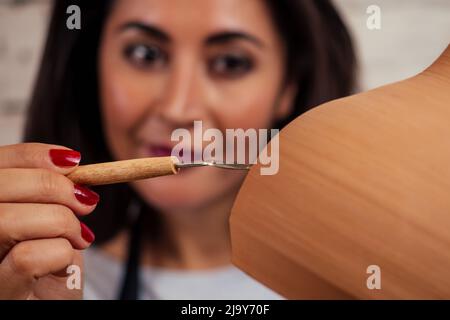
[101,187,240,270]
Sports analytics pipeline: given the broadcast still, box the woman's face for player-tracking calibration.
[99,0,294,212]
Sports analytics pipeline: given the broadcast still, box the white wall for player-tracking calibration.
[0,0,50,145]
[334,0,450,89]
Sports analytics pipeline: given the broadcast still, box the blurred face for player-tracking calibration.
[99,0,294,212]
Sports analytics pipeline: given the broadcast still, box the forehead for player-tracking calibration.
[107,0,280,45]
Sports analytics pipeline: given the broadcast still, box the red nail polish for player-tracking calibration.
[80,222,95,243]
[49,149,81,167]
[74,185,99,206]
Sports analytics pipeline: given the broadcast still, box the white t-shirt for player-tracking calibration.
[83,248,284,300]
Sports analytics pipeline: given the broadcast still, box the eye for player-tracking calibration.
[123,43,168,69]
[208,53,254,79]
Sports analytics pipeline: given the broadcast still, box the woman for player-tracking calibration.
[0,0,356,299]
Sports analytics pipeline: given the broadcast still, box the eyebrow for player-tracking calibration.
[118,21,264,48]
[118,22,171,42]
[206,32,264,48]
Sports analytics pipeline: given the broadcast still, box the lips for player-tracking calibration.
[149,145,173,157]
[146,144,197,161]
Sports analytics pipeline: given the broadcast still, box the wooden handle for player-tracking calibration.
[66,156,179,186]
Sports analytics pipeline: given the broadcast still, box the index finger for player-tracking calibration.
[0,143,81,175]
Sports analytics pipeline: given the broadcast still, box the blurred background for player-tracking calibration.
[0,0,449,146]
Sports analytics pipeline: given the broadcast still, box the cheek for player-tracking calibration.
[99,71,142,159]
[99,46,164,159]
[100,73,146,132]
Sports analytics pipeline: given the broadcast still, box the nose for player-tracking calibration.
[154,54,208,129]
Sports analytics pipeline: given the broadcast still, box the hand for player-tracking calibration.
[0,143,98,299]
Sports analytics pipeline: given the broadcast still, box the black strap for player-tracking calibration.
[118,209,142,300]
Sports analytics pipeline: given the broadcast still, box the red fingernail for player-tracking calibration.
[80,222,95,243]
[74,185,99,206]
[49,149,81,167]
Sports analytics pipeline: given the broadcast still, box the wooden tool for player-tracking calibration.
[66,156,179,186]
[230,45,450,299]
[66,156,251,186]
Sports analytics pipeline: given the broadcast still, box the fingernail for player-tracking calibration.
[74,185,99,206]
[80,222,95,243]
[49,149,81,167]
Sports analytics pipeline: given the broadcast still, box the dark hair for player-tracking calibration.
[24,0,357,244]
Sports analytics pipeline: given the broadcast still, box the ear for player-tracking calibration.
[274,82,297,121]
